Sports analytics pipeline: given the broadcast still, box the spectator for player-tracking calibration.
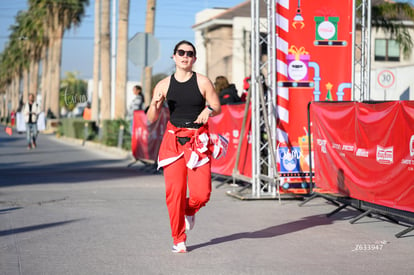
[128,85,145,117]
[10,110,16,127]
[214,76,241,105]
[128,85,145,132]
[23,93,41,150]
[241,76,251,102]
[83,102,92,120]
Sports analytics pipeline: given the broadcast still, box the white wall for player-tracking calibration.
[370,65,414,100]
[232,17,251,94]
[193,8,227,75]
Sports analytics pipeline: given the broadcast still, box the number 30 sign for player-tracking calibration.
[377,69,396,89]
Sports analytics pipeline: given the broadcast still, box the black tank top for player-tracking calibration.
[167,72,206,128]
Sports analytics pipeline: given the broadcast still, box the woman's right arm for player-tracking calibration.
[146,78,168,123]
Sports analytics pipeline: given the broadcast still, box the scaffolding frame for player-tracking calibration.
[229,0,280,200]
[248,0,279,200]
[353,0,372,101]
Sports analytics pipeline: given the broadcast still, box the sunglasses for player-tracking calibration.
[176,49,195,57]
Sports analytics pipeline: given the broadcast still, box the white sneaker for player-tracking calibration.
[185,215,195,231]
[172,242,187,253]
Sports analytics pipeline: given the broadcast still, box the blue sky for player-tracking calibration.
[2,0,413,82]
[0,0,245,81]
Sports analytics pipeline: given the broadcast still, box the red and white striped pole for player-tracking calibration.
[276,0,290,148]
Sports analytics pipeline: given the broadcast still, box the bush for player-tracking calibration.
[58,118,131,150]
[58,118,97,140]
[100,119,131,150]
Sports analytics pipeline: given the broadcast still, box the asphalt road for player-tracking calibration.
[0,127,413,275]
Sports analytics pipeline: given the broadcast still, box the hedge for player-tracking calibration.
[58,118,131,150]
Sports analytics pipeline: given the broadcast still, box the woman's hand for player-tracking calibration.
[147,77,168,123]
[194,107,212,124]
[152,92,164,107]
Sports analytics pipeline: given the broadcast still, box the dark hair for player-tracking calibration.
[173,40,196,57]
[214,76,230,92]
[134,85,142,90]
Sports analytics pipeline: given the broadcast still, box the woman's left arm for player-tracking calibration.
[194,75,221,124]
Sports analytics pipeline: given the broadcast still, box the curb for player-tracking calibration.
[55,135,135,160]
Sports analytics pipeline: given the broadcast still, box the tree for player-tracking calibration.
[91,0,101,121]
[371,0,414,58]
[59,71,88,112]
[115,0,130,119]
[29,0,89,118]
[100,0,111,120]
[143,0,156,107]
[151,73,168,91]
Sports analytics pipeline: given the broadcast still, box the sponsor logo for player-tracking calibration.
[332,143,341,150]
[376,146,393,164]
[278,146,301,172]
[410,135,414,157]
[318,21,336,40]
[288,60,308,81]
[342,145,354,152]
[317,139,327,153]
[356,148,369,158]
[401,159,413,165]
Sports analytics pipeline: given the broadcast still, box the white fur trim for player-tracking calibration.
[157,153,184,169]
[190,157,210,169]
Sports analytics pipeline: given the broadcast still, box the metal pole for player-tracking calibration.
[143,0,156,107]
[351,0,356,101]
[258,78,281,203]
[360,0,367,102]
[366,0,372,101]
[111,0,117,118]
[269,0,279,197]
[251,0,259,197]
[117,124,125,148]
[83,122,88,146]
[232,86,252,184]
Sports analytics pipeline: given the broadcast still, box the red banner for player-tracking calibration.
[131,108,168,162]
[311,101,414,212]
[131,104,252,177]
[209,104,252,177]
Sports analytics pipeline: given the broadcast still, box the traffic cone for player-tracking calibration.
[5,126,12,136]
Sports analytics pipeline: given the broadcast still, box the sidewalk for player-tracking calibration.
[0,131,413,275]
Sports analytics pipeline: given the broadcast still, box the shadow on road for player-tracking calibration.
[0,130,159,187]
[0,207,24,214]
[188,211,357,251]
[0,219,84,237]
[0,158,156,187]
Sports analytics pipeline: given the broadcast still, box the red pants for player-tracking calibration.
[163,155,211,245]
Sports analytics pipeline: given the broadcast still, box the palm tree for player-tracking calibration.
[371,0,414,58]
[59,71,88,112]
[25,8,46,108]
[92,0,101,121]
[11,11,31,104]
[29,0,89,118]
[115,0,130,119]
[5,28,26,112]
[100,0,111,120]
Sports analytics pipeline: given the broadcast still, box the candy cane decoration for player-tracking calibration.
[276,0,290,144]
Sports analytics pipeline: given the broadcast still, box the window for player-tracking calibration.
[375,39,400,61]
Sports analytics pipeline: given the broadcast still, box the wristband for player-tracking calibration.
[207,106,214,116]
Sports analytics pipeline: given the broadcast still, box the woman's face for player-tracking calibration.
[173,43,196,70]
